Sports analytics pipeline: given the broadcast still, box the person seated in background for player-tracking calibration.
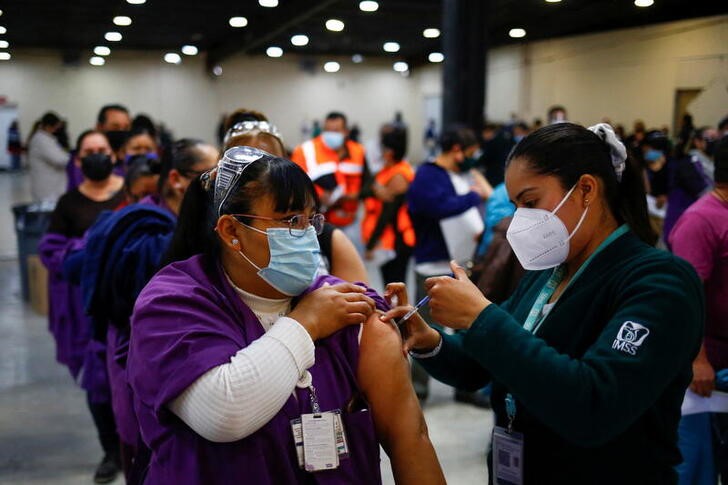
[120,154,162,205]
[126,146,444,484]
[39,129,126,483]
[121,127,159,166]
[224,114,368,284]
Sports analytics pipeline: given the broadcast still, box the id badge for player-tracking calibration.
[301,413,339,472]
[492,426,524,485]
[291,410,349,468]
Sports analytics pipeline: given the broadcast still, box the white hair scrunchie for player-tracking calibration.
[587,123,627,182]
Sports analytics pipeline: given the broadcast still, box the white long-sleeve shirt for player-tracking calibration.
[27,130,69,202]
[168,282,316,443]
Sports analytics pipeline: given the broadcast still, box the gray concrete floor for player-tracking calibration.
[0,171,492,484]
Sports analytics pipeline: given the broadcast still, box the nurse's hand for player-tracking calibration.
[290,283,376,341]
[425,261,491,330]
[380,283,441,353]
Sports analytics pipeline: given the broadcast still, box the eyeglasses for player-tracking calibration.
[232,213,325,237]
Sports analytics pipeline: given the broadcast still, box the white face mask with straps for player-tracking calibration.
[506,184,589,271]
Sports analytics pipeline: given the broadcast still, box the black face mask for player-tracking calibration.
[81,153,114,181]
[704,140,716,157]
[105,130,130,152]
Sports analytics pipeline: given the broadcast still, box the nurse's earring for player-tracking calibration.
[231,239,239,247]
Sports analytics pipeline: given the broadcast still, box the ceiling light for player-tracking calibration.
[181,45,198,56]
[266,46,283,58]
[113,16,132,26]
[0,41,8,49]
[545,0,562,2]
[509,28,526,38]
[0,10,3,16]
[634,0,654,6]
[127,0,146,4]
[352,54,364,63]
[291,34,309,46]
[89,56,105,66]
[428,52,444,63]
[393,61,408,72]
[105,31,122,42]
[383,42,400,53]
[324,61,341,73]
[0,52,11,61]
[423,28,440,38]
[212,65,223,76]
[0,26,6,35]
[359,1,379,12]
[94,46,111,56]
[164,52,182,64]
[326,19,345,32]
[260,0,278,6]
[229,16,248,28]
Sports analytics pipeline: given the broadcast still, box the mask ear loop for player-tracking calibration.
[551,183,590,241]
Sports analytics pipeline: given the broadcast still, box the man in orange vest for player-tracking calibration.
[291,112,366,228]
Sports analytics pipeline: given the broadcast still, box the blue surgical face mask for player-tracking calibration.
[514,134,525,143]
[322,131,345,150]
[237,224,321,296]
[644,149,663,163]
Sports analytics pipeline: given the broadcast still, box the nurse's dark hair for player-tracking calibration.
[162,155,318,267]
[507,123,658,246]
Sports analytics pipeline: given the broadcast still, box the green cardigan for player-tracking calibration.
[419,230,703,484]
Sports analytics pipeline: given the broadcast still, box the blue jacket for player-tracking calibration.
[407,162,481,265]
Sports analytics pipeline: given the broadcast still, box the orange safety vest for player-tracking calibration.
[362,161,416,251]
[291,136,365,227]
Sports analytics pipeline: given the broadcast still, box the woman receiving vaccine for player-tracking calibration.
[384,123,704,484]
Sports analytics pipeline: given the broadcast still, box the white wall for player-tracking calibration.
[0,14,725,165]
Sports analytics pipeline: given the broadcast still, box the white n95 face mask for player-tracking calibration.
[506,184,588,271]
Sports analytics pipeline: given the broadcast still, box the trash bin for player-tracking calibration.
[12,202,54,301]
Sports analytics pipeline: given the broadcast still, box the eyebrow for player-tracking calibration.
[511,187,538,205]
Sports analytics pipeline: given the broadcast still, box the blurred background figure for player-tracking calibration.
[27,111,69,202]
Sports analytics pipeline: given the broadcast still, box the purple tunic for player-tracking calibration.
[128,255,385,484]
[39,233,89,380]
[106,194,176,448]
[40,232,112,403]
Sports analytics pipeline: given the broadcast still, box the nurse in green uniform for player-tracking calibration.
[382,123,704,484]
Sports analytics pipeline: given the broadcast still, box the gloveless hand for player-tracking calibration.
[425,261,491,330]
[380,282,441,353]
[290,282,376,341]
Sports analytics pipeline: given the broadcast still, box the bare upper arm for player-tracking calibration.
[385,173,410,197]
[357,313,424,446]
[330,229,369,284]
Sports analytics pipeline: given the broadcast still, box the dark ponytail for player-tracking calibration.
[507,123,657,246]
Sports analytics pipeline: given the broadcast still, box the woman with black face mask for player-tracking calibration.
[40,129,126,484]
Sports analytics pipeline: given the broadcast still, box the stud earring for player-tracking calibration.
[231,239,239,246]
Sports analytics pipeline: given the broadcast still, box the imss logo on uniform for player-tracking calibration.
[612,321,650,355]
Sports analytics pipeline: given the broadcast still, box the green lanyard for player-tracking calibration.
[505,224,629,432]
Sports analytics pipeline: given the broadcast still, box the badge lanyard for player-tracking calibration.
[505,224,629,431]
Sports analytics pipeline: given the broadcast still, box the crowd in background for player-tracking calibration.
[5,102,728,484]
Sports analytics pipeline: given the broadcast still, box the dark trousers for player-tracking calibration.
[380,246,412,286]
[86,394,120,458]
[715,413,728,481]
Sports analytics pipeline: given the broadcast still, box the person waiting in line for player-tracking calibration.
[687,126,719,183]
[650,128,712,246]
[479,122,513,187]
[225,116,368,283]
[670,136,728,485]
[38,130,126,484]
[407,124,492,406]
[642,130,670,241]
[383,123,703,484]
[291,111,366,230]
[121,126,159,170]
[65,138,218,478]
[67,104,132,191]
[126,147,444,484]
[361,124,415,286]
[120,154,162,205]
[547,105,568,124]
[27,111,69,202]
